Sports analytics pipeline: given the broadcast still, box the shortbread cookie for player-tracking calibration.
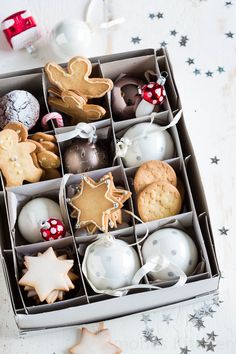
[40,141,59,154]
[3,121,28,142]
[45,56,113,99]
[19,247,74,303]
[0,129,42,187]
[48,90,106,124]
[31,132,56,143]
[37,150,61,169]
[134,160,177,194]
[137,182,182,222]
[69,327,122,354]
[22,254,78,304]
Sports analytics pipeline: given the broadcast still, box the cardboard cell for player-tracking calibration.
[125,157,192,221]
[15,237,88,311]
[6,178,73,246]
[42,61,112,127]
[112,111,183,169]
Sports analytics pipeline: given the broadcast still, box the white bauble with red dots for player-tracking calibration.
[40,218,66,241]
[136,76,167,117]
[121,122,175,167]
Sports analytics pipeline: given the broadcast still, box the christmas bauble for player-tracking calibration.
[50,20,91,59]
[18,198,63,243]
[121,123,175,167]
[1,10,41,52]
[83,237,140,291]
[111,75,144,120]
[40,218,66,241]
[0,90,40,129]
[142,228,198,281]
[63,139,109,174]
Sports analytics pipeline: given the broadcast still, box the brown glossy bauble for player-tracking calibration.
[63,139,109,174]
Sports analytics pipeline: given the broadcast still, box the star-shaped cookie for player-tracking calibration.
[19,247,74,302]
[68,174,123,233]
[22,253,78,304]
[69,327,122,354]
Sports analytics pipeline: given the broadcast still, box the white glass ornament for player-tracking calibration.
[121,123,175,167]
[50,20,92,59]
[83,237,140,291]
[18,198,63,243]
[142,228,198,281]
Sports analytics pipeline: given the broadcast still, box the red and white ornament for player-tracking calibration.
[1,10,41,53]
[135,73,167,117]
[40,218,66,241]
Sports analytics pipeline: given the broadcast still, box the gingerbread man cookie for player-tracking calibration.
[45,56,113,99]
[48,90,106,124]
[0,129,42,187]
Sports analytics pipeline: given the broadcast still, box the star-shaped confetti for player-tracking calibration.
[210,156,220,164]
[193,68,201,75]
[194,318,205,330]
[131,36,142,44]
[19,247,74,302]
[189,313,199,322]
[225,31,234,38]
[148,13,156,19]
[206,341,216,352]
[207,331,218,341]
[217,66,225,73]
[186,58,195,65]
[219,226,229,235]
[142,328,162,345]
[206,70,213,77]
[179,35,189,46]
[141,314,152,325]
[157,12,164,19]
[197,338,208,348]
[162,314,173,324]
[212,295,223,307]
[180,346,191,354]
[225,1,233,7]
[69,327,122,354]
[160,41,168,47]
[170,29,178,36]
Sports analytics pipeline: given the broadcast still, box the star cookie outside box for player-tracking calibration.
[68,173,131,233]
[69,325,122,354]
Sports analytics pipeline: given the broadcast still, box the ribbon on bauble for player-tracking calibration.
[56,122,97,143]
[113,109,183,164]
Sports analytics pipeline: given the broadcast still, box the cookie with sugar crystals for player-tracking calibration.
[18,247,74,302]
[137,181,182,222]
[134,160,177,194]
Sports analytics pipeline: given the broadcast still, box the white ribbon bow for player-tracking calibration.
[56,122,97,143]
[114,110,183,162]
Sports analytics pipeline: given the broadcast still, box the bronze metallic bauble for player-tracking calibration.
[63,139,109,174]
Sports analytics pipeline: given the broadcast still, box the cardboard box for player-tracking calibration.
[0,48,220,334]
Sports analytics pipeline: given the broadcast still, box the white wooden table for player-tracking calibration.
[0,1,235,353]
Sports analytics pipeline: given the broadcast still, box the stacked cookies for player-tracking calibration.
[45,56,113,124]
[134,160,182,222]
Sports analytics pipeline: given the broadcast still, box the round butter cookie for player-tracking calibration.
[134,160,177,194]
[137,181,182,222]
